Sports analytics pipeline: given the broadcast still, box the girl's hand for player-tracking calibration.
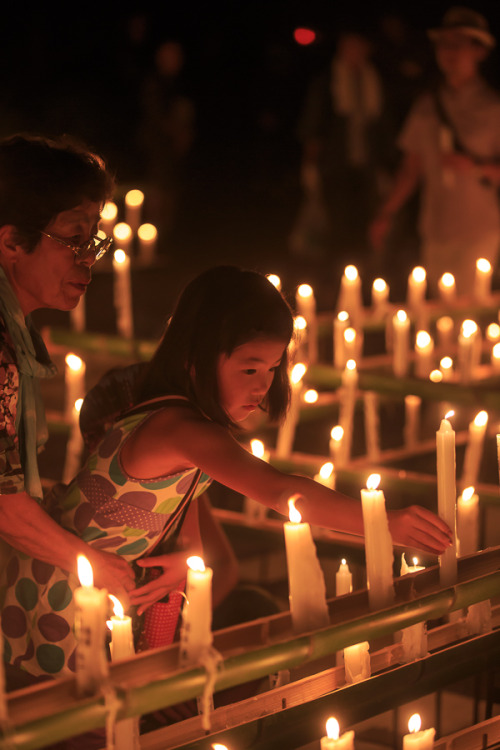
[129,551,190,616]
[87,549,135,612]
[387,506,453,555]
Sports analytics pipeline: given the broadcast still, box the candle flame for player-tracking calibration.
[294,315,307,331]
[461,319,478,338]
[114,248,127,264]
[440,356,453,370]
[341,558,347,565]
[429,369,443,383]
[344,265,358,281]
[288,495,302,524]
[65,353,83,372]
[304,388,318,404]
[493,342,500,359]
[373,278,387,292]
[366,473,381,491]
[462,486,475,501]
[298,283,313,299]
[330,425,344,442]
[415,330,431,349]
[109,594,124,618]
[266,273,281,290]
[101,201,117,221]
[291,362,307,384]
[344,327,356,343]
[187,555,205,572]
[346,358,356,371]
[474,410,488,427]
[211,745,229,750]
[319,462,334,480]
[337,310,349,322]
[440,272,455,288]
[411,266,426,283]
[113,222,132,241]
[487,323,500,341]
[250,439,265,459]
[396,309,407,323]
[137,223,157,241]
[125,188,144,207]
[77,555,93,587]
[412,557,419,567]
[476,257,491,273]
[326,717,340,740]
[445,410,455,419]
[408,713,422,734]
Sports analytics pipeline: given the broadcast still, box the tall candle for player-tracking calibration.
[125,189,144,234]
[137,223,157,264]
[404,395,421,449]
[343,327,361,363]
[344,641,370,684]
[113,249,134,339]
[74,555,109,696]
[336,559,353,596]
[457,486,479,557]
[407,266,427,315]
[275,362,306,457]
[334,311,349,369]
[403,714,435,750]
[363,391,380,461]
[338,359,358,464]
[458,319,479,384]
[414,330,434,379]
[320,718,355,749]
[392,310,410,377]
[439,356,454,382]
[360,474,395,610]
[399,555,427,663]
[338,265,363,326]
[474,257,493,301]
[99,201,118,236]
[243,439,269,521]
[180,555,213,666]
[329,425,345,469]
[113,222,133,256]
[461,410,488,489]
[64,353,85,422]
[438,272,456,304]
[296,283,318,364]
[436,315,454,353]
[62,398,84,484]
[371,277,389,317]
[436,413,458,586]
[283,495,329,633]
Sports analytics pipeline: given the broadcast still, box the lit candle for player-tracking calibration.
[64,353,85,422]
[461,410,488,490]
[70,295,86,333]
[320,717,355,749]
[243,439,269,521]
[275,362,306,457]
[336,558,353,596]
[329,425,345,469]
[62,398,84,484]
[486,322,500,343]
[314,461,335,490]
[403,714,435,750]
[338,265,363,326]
[334,311,349,369]
[99,200,118,236]
[436,412,458,587]
[283,495,329,633]
[107,597,140,750]
[429,369,443,383]
[407,266,427,315]
[344,641,370,684]
[458,319,480,384]
[296,284,318,364]
[113,249,134,339]
[125,189,144,234]
[74,555,109,696]
[371,277,389,317]
[474,258,493,301]
[392,309,410,377]
[404,395,421,448]
[439,356,454,382]
[414,330,434,379]
[360,474,395,610]
[343,326,360,363]
[113,221,133,255]
[338,359,358,465]
[180,555,213,666]
[491,342,500,373]
[363,391,380,460]
[436,315,455,352]
[266,273,281,290]
[304,388,318,404]
[399,555,427,663]
[292,315,307,361]
[438,272,456,304]
[137,222,157,263]
[457,486,479,557]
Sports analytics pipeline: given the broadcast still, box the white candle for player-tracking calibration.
[336,558,353,596]
[438,272,456,304]
[70,295,86,333]
[491,342,500,372]
[180,555,213,666]
[243,439,269,521]
[439,356,454,382]
[343,326,360,363]
[436,315,455,353]
[436,413,458,587]
[113,249,134,339]
[458,319,480,383]
[283,495,329,633]
[360,474,395,610]
[329,425,345,469]
[113,221,133,255]
[320,718,355,749]
[486,322,500,344]
[474,257,493,301]
[363,391,380,461]
[338,359,358,464]
[108,595,134,661]
[338,265,363,326]
[371,277,389,317]
[296,284,318,364]
[74,555,109,696]
[275,362,306,457]
[392,309,410,377]
[344,641,370,684]
[64,353,85,422]
[399,555,427,663]
[62,398,84,484]
[334,311,349,369]
[414,330,434,379]
[404,395,421,449]
[403,714,435,750]
[99,201,118,236]
[457,486,479,557]
[125,189,144,234]
[461,410,488,489]
[407,266,427,314]
[314,461,336,490]
[137,223,157,263]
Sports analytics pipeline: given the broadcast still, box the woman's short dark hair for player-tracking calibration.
[137,265,295,428]
[0,133,115,250]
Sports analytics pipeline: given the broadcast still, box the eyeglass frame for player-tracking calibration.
[40,231,114,261]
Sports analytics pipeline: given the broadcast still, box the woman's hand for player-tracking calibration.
[86,549,136,611]
[130,551,190,616]
[387,506,453,555]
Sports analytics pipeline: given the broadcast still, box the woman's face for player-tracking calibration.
[217,336,287,423]
[9,199,102,315]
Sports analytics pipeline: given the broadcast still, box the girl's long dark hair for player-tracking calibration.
[136,266,294,428]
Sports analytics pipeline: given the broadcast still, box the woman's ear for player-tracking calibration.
[0,225,22,263]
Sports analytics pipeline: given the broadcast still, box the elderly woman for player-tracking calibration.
[0,134,135,691]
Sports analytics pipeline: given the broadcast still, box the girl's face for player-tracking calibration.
[217,336,287,423]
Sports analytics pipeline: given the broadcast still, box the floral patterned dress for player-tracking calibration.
[1,400,212,679]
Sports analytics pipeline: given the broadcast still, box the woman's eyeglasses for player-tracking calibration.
[41,231,114,261]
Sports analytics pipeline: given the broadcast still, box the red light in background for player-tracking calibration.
[294,28,316,45]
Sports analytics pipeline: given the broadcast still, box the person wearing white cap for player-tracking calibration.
[369,6,500,296]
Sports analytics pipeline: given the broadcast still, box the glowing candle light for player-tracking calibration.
[438,272,456,304]
[244,439,269,521]
[491,342,500,373]
[436,315,455,352]
[137,222,157,263]
[363,391,380,460]
[334,310,349,369]
[439,356,454,382]
[266,273,281,290]
[371,277,389,316]
[304,388,318,404]
[113,221,133,255]
[338,359,358,464]
[113,249,134,339]
[314,461,335,490]
[486,322,500,343]
[338,265,363,325]
[62,398,84,484]
[458,319,480,383]
[457,486,479,557]
[283,495,329,633]
[125,188,144,234]
[436,411,458,586]
[474,257,493,301]
[407,266,427,314]
[336,558,352,596]
[344,641,371,684]
[399,555,427,662]
[296,283,318,363]
[64,353,85,422]
[461,410,488,489]
[404,395,421,448]
[180,555,213,666]
[275,362,306,457]
[99,200,118,235]
[392,309,410,377]
[292,315,307,361]
[329,425,345,469]
[403,714,435,750]
[212,745,229,750]
[74,555,109,696]
[415,330,434,379]
[429,369,443,383]
[343,326,358,362]
[320,717,355,749]
[360,474,394,610]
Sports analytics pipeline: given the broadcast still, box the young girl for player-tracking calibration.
[2,265,452,686]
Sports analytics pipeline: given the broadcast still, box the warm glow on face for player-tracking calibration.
[137,223,157,241]
[373,278,387,293]
[396,309,407,323]
[440,272,455,288]
[125,189,144,208]
[77,555,93,587]
[476,257,492,273]
[319,462,334,480]
[109,594,124,618]
[65,353,83,371]
[461,319,478,338]
[366,473,381,491]
[326,717,340,740]
[113,222,132,241]
[298,283,313,300]
[114,249,127,264]
[294,315,307,332]
[331,425,344,442]
[440,356,453,370]
[344,265,358,281]
[344,327,356,344]
[288,496,302,524]
[474,410,488,427]
[346,359,356,371]
[411,266,426,283]
[338,310,349,322]
[445,409,455,419]
[291,362,307,384]
[416,331,431,349]
[429,369,443,383]
[408,714,422,734]
[304,388,318,403]
[266,273,281,290]
[250,439,265,459]
[187,555,205,572]
[462,486,475,502]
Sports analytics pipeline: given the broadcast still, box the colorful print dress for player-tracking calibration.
[1,400,212,679]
